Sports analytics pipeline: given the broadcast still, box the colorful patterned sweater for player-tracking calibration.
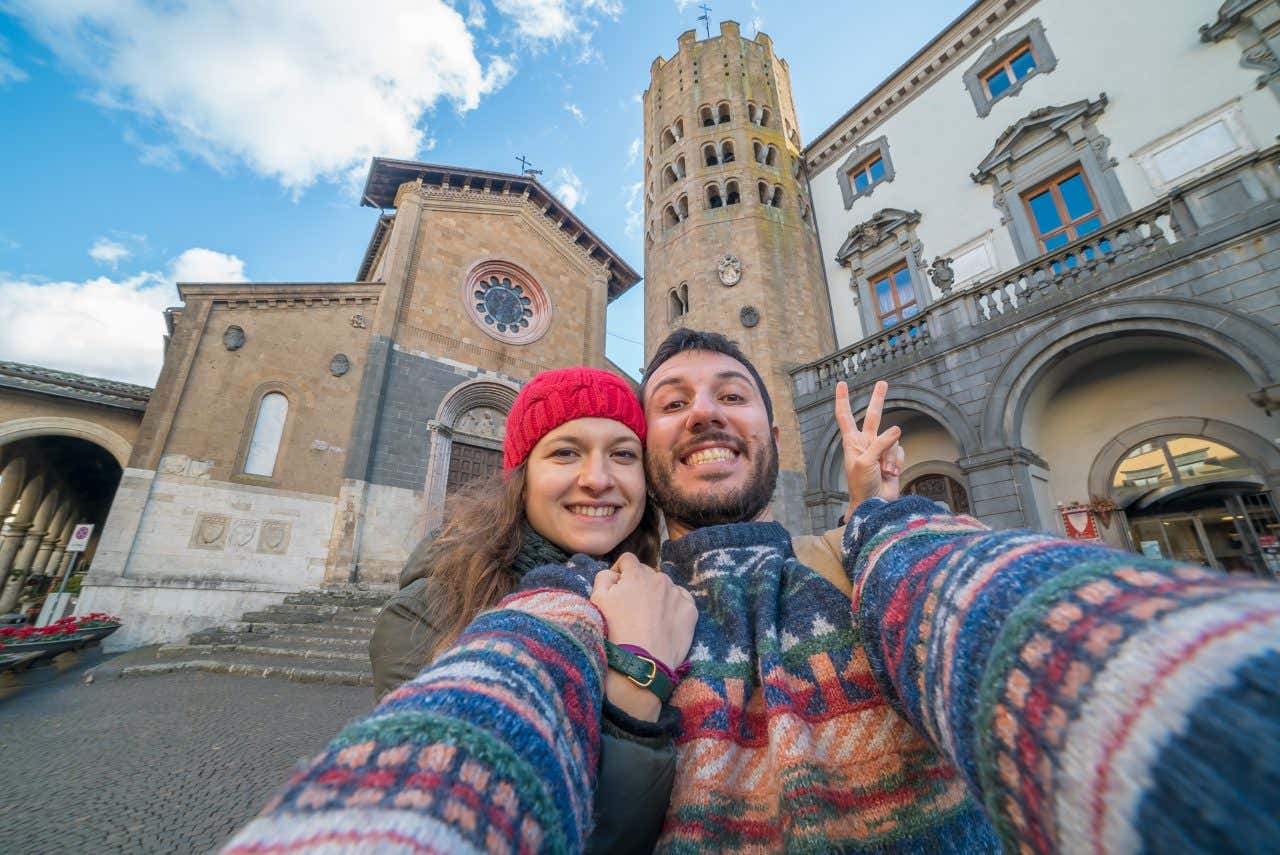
[226,499,1280,853]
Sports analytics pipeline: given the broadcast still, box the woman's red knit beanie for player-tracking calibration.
[503,367,646,471]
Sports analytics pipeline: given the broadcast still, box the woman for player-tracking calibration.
[368,366,697,854]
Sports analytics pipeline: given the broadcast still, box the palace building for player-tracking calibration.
[1,0,1276,652]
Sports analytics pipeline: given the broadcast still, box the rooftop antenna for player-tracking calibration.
[696,3,711,39]
[515,154,543,179]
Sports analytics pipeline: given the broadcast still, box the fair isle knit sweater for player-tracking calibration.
[226,498,1280,853]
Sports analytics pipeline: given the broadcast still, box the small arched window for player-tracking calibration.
[752,140,765,164]
[663,205,679,228]
[661,127,677,150]
[706,184,723,209]
[703,143,719,167]
[244,392,288,477]
[675,156,686,178]
[759,106,771,128]
[668,282,690,323]
[747,102,759,124]
[758,181,770,204]
[717,102,731,124]
[764,145,778,167]
[725,180,740,205]
[771,185,783,207]
[721,140,735,163]
[662,164,678,189]
[677,194,689,220]
[674,118,684,138]
[700,105,715,127]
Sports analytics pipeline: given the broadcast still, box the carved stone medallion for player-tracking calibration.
[350,313,370,329]
[190,513,230,550]
[329,353,350,377]
[258,520,292,555]
[717,254,742,286]
[740,306,760,328]
[229,519,258,549]
[223,325,246,351]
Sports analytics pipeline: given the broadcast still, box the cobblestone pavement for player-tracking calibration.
[0,651,372,854]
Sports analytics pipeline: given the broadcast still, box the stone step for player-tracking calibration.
[238,621,374,640]
[240,610,326,625]
[284,591,389,609]
[266,602,383,618]
[246,631,370,650]
[157,641,367,663]
[122,651,373,687]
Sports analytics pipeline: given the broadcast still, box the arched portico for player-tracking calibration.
[981,298,1280,451]
[0,417,132,468]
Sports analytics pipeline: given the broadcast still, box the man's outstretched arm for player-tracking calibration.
[843,495,1280,853]
[223,559,606,855]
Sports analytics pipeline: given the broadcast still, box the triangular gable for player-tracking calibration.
[971,94,1108,183]
[834,207,921,264]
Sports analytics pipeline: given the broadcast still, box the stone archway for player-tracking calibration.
[981,298,1280,450]
[421,378,520,534]
[0,417,132,468]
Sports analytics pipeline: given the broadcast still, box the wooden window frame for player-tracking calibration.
[1020,165,1104,252]
[981,42,1036,99]
[869,261,917,328]
[847,153,884,194]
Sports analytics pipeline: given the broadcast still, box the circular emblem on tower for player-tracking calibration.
[717,254,742,287]
[740,306,760,328]
[462,260,552,345]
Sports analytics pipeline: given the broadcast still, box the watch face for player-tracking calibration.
[474,275,533,333]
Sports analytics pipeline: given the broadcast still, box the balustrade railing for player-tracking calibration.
[793,198,1178,397]
[804,312,934,394]
[968,200,1173,322]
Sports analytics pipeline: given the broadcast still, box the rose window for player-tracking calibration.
[462,260,552,345]
[474,275,533,333]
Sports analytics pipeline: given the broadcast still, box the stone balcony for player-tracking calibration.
[790,146,1280,533]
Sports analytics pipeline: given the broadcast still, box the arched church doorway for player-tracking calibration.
[1110,435,1278,576]
[904,474,970,515]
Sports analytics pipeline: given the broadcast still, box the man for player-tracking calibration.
[230,328,1280,854]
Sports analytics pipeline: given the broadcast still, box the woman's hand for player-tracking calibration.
[591,554,698,721]
[835,380,905,521]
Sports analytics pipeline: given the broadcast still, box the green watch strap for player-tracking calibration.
[604,640,675,703]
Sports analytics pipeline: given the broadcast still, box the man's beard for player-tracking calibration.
[646,431,779,529]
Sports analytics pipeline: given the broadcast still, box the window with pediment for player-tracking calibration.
[836,136,894,209]
[962,18,1058,117]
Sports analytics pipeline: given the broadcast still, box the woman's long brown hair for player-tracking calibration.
[410,461,661,659]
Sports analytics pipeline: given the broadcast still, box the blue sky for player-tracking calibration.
[0,0,970,384]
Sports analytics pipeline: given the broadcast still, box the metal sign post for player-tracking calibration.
[35,523,93,627]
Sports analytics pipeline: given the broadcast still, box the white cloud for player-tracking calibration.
[564,102,586,124]
[623,181,643,238]
[88,238,130,268]
[0,36,26,86]
[0,248,248,385]
[464,0,487,28]
[673,0,697,10]
[493,0,620,46]
[7,1,514,194]
[171,248,248,283]
[552,168,586,210]
[626,138,640,167]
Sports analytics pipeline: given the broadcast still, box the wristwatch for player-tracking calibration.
[605,641,676,703]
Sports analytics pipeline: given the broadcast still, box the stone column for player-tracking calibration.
[0,455,27,533]
[958,447,1049,531]
[0,470,42,613]
[39,514,78,594]
[31,499,72,577]
[0,481,58,613]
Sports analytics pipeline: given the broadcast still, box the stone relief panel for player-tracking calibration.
[454,406,507,440]
[159,454,215,479]
[189,513,230,550]
[718,253,742,286]
[223,325,246,351]
[258,520,292,555]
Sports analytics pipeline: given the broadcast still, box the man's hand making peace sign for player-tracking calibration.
[834,380,906,522]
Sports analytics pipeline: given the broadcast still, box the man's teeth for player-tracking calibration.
[569,505,617,517]
[686,447,736,465]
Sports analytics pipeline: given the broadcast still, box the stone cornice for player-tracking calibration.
[970,94,1108,183]
[804,0,1039,172]
[178,282,385,306]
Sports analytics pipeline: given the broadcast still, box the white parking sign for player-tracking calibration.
[66,523,95,552]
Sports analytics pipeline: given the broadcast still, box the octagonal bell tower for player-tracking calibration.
[642,21,834,532]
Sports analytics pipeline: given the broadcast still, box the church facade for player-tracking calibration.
[77,161,638,648]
